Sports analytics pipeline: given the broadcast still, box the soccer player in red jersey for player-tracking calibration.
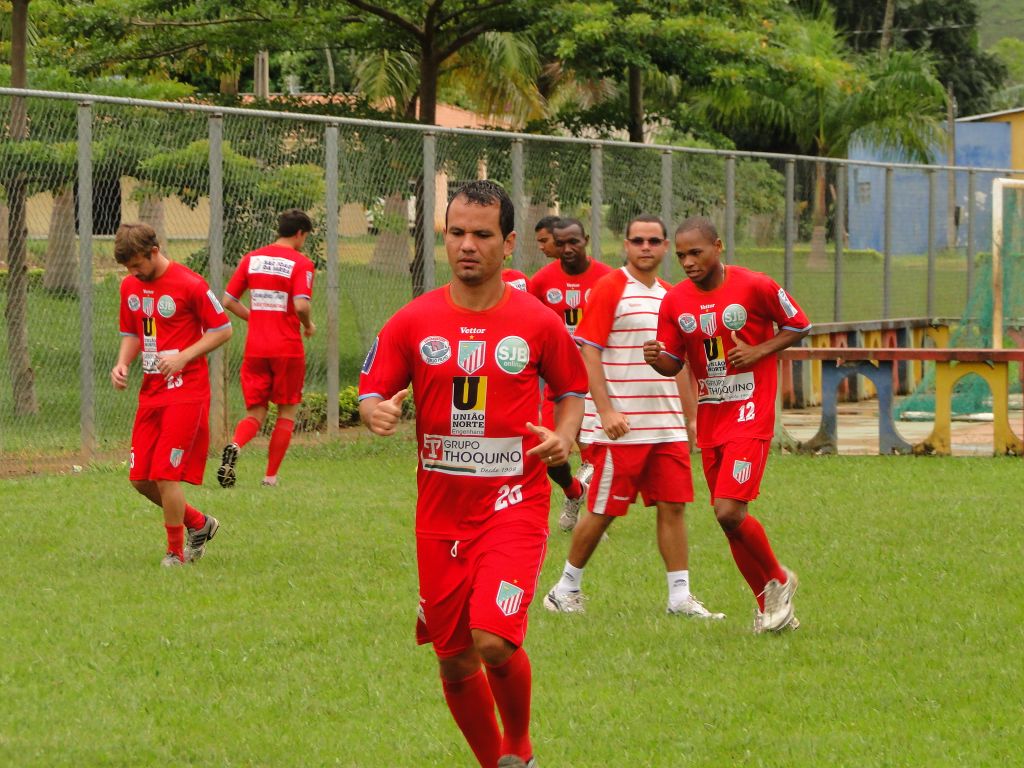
[544,215,722,619]
[110,223,232,567]
[359,180,587,768]
[502,267,530,292]
[217,209,316,488]
[530,218,614,529]
[534,215,560,261]
[644,217,811,633]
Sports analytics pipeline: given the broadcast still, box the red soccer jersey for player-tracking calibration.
[656,265,811,448]
[225,244,315,358]
[359,284,588,540]
[529,258,615,336]
[119,262,231,406]
[576,267,686,445]
[502,268,530,293]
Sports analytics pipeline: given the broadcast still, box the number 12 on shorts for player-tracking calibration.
[737,402,755,422]
[495,484,523,510]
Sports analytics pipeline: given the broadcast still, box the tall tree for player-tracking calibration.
[5,0,38,415]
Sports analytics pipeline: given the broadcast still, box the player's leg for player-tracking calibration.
[263,404,297,486]
[221,357,271,487]
[419,537,501,767]
[263,357,305,486]
[475,631,534,766]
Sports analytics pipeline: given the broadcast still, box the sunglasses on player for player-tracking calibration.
[627,236,666,246]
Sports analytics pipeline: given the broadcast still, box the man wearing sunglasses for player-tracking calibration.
[530,218,614,530]
[544,215,722,618]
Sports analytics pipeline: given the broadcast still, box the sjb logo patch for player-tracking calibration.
[495,336,529,374]
[722,303,747,331]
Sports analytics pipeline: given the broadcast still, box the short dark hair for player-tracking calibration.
[675,216,719,242]
[278,209,313,238]
[553,217,586,237]
[534,215,560,234]
[447,179,515,238]
[626,214,667,239]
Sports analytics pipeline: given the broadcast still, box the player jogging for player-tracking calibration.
[644,216,810,633]
[111,223,231,566]
[359,180,587,768]
[218,209,316,488]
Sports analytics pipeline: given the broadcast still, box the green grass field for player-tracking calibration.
[2,433,1021,767]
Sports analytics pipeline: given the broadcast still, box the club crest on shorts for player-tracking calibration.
[732,460,751,484]
[496,580,525,617]
[458,341,486,375]
[169,448,184,468]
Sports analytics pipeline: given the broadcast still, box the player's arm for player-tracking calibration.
[294,296,316,338]
[110,335,141,390]
[155,325,233,378]
[643,339,683,377]
[222,294,250,321]
[580,342,628,440]
[727,328,808,370]
[359,390,408,437]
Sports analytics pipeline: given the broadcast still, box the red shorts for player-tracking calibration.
[701,438,770,503]
[588,441,694,516]
[415,517,548,658]
[129,400,210,485]
[240,355,305,409]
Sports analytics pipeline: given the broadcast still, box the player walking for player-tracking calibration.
[359,180,587,768]
[644,217,810,633]
[110,223,231,566]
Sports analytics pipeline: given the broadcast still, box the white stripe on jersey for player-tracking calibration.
[582,269,687,444]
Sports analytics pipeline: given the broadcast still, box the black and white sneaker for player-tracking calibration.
[185,515,220,562]
[217,443,239,488]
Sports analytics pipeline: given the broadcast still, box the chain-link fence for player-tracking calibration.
[0,87,1018,469]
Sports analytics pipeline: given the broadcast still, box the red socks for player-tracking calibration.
[266,418,294,478]
[441,669,501,768]
[164,524,185,559]
[183,504,205,530]
[232,416,261,448]
[485,648,533,761]
[725,514,786,609]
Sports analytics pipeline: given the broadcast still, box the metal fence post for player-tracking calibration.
[422,132,436,292]
[784,159,795,293]
[967,169,976,303]
[591,144,603,261]
[834,163,846,322]
[511,139,525,272]
[660,150,673,280]
[927,169,936,317]
[325,124,340,436]
[208,113,227,443]
[884,165,893,318]
[77,102,95,461]
[725,155,736,264]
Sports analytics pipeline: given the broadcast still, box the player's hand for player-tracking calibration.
[303,322,317,338]
[643,339,665,365]
[727,331,763,369]
[110,364,130,390]
[599,409,630,440]
[156,351,189,378]
[525,422,570,466]
[369,389,408,436]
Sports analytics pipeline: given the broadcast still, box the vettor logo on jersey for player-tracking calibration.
[565,289,581,309]
[777,288,798,319]
[458,340,486,374]
[127,294,141,312]
[420,435,524,476]
[157,295,176,318]
[699,312,717,336]
[419,336,452,365]
[546,288,562,304]
[732,460,752,484]
[495,336,529,374]
[495,580,525,617]
[722,303,747,331]
[451,376,487,436]
[678,313,697,333]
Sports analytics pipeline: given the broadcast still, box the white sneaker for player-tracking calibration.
[754,609,801,634]
[160,552,184,568]
[543,587,586,614]
[184,515,220,563]
[558,462,593,532]
[761,566,798,632]
[497,756,537,768]
[667,594,725,619]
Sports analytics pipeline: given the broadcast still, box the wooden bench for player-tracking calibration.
[777,347,1024,456]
